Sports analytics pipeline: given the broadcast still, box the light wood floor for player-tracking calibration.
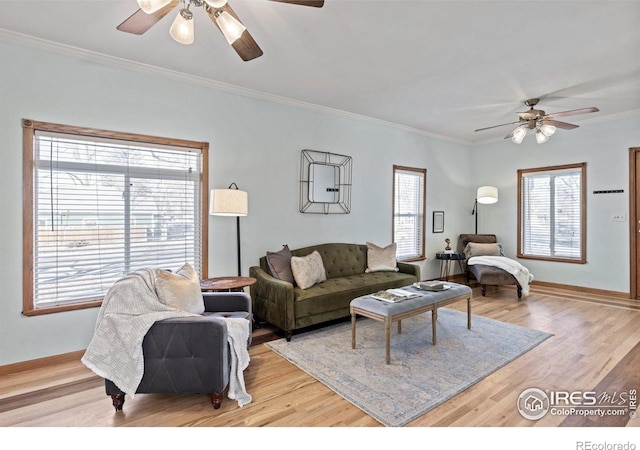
[1,284,639,429]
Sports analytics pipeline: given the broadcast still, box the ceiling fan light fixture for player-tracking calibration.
[215,10,246,44]
[204,0,228,7]
[170,7,195,45]
[511,125,528,144]
[540,123,557,137]
[535,129,550,144]
[137,0,172,14]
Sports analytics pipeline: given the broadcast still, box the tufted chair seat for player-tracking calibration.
[250,243,419,340]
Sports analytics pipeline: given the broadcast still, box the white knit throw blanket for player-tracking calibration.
[225,318,252,407]
[467,255,534,295]
[81,269,196,396]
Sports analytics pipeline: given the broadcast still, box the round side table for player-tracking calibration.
[200,276,256,292]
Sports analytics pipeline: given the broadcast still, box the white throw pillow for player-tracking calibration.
[365,242,399,273]
[155,263,204,314]
[290,251,327,289]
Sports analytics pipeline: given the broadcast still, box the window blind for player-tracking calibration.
[393,167,425,260]
[520,165,584,260]
[32,131,203,308]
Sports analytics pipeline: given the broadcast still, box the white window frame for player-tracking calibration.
[392,165,426,261]
[22,119,209,316]
[517,162,586,264]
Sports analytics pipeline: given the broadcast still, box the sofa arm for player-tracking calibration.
[398,261,421,281]
[203,291,251,314]
[249,265,295,332]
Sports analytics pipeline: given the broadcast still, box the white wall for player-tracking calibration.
[1,39,637,366]
[0,41,472,365]
[470,116,638,292]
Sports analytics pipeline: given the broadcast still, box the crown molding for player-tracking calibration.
[0,28,469,146]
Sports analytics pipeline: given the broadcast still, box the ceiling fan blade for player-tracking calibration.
[271,0,325,7]
[474,121,522,132]
[116,0,179,35]
[206,3,263,61]
[231,31,264,62]
[546,107,599,119]
[542,119,579,130]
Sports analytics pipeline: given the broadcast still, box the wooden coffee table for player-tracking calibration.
[200,276,256,292]
[350,282,472,364]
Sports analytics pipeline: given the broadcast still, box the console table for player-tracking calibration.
[435,252,466,281]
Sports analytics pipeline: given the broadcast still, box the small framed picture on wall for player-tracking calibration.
[433,211,444,233]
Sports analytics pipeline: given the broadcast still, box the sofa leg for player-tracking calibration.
[211,393,223,409]
[481,284,487,296]
[111,394,125,412]
[517,285,522,299]
[285,331,293,342]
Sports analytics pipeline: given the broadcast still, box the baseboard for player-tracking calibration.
[530,280,630,299]
[0,349,85,376]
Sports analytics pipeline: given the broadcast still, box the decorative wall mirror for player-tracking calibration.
[300,149,352,214]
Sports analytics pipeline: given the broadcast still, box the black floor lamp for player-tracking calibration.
[210,183,248,276]
[471,185,498,234]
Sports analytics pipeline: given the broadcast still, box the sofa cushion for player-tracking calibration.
[266,244,295,284]
[365,242,399,273]
[293,271,416,319]
[155,263,204,314]
[291,250,327,289]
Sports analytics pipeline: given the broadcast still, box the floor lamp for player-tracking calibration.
[471,185,498,234]
[210,183,248,276]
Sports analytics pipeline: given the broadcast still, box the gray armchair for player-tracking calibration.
[105,291,252,411]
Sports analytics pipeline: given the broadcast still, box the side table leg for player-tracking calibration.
[467,297,471,329]
[351,312,356,349]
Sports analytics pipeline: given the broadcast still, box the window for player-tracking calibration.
[392,165,426,261]
[517,162,586,263]
[22,119,209,315]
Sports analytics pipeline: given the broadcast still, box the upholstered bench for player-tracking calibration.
[350,282,472,364]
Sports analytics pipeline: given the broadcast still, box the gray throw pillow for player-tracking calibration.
[266,244,295,284]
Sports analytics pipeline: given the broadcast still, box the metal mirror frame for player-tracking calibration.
[299,149,352,214]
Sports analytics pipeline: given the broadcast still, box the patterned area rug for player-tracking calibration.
[265,308,552,427]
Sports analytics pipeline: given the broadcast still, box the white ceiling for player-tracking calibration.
[1,0,639,144]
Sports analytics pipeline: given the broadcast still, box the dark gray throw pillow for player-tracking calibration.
[266,244,295,284]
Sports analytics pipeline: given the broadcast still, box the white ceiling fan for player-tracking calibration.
[475,98,599,143]
[117,0,324,61]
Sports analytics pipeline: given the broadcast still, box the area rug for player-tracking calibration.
[265,308,553,427]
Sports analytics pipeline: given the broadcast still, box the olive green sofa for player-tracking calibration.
[249,243,420,340]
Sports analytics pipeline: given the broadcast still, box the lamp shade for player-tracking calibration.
[169,9,195,45]
[210,188,248,216]
[476,186,498,204]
